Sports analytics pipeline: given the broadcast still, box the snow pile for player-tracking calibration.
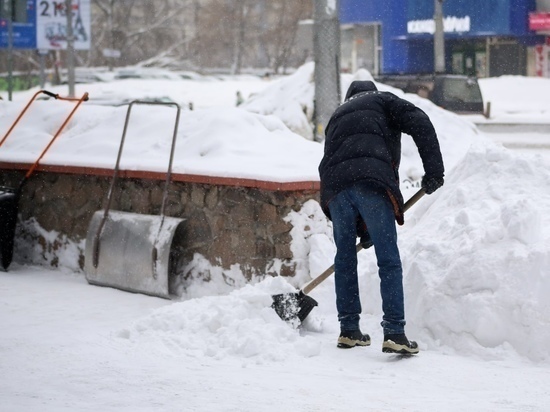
[242,62,316,140]
[479,75,550,120]
[171,254,252,299]
[120,276,322,362]
[242,64,377,141]
[180,107,322,181]
[0,100,323,182]
[14,218,84,271]
[400,142,550,361]
[283,199,335,289]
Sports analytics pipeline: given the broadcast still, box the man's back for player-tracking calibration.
[319,80,444,223]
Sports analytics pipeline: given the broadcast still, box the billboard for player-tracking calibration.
[0,0,90,49]
[37,0,90,50]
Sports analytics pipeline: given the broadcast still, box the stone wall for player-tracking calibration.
[0,167,320,290]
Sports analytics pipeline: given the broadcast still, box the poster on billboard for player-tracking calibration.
[534,44,549,78]
[36,0,90,50]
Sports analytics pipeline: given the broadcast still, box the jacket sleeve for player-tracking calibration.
[387,96,444,178]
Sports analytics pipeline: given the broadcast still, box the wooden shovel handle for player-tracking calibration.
[302,188,426,295]
[302,242,363,295]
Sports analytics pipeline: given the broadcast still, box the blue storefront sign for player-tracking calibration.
[407,0,511,36]
[0,0,36,48]
[1,0,90,50]
[340,0,542,75]
[406,0,536,38]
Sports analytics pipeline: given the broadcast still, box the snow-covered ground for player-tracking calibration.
[1,66,550,411]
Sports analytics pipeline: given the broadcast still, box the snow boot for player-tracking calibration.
[337,330,371,348]
[382,333,419,355]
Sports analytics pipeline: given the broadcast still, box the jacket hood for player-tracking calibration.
[344,80,378,101]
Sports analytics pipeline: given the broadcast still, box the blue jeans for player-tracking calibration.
[328,184,406,335]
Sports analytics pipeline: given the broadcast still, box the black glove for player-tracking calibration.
[356,219,374,249]
[421,175,444,195]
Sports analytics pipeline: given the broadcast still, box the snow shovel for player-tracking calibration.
[272,188,426,323]
[0,90,89,271]
[84,101,184,299]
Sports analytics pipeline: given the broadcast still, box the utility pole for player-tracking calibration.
[65,0,75,97]
[434,0,445,73]
[108,0,114,71]
[38,50,48,88]
[313,0,341,142]
[4,0,14,101]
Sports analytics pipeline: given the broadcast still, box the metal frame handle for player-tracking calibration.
[92,101,182,269]
[1,90,88,148]
[1,90,89,195]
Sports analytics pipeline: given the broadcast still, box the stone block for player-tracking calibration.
[71,186,91,209]
[222,187,248,206]
[130,188,151,214]
[190,185,205,207]
[179,188,190,205]
[274,241,293,260]
[270,219,292,235]
[182,209,213,248]
[164,201,184,217]
[150,184,164,209]
[256,203,278,223]
[228,203,255,224]
[255,239,274,258]
[205,186,219,209]
[279,260,296,277]
[50,175,74,199]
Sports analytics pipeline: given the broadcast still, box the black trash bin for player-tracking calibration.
[0,186,19,270]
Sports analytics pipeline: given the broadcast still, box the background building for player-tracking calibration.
[530,0,550,77]
[340,0,549,77]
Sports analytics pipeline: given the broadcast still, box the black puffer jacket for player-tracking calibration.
[318,80,444,224]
